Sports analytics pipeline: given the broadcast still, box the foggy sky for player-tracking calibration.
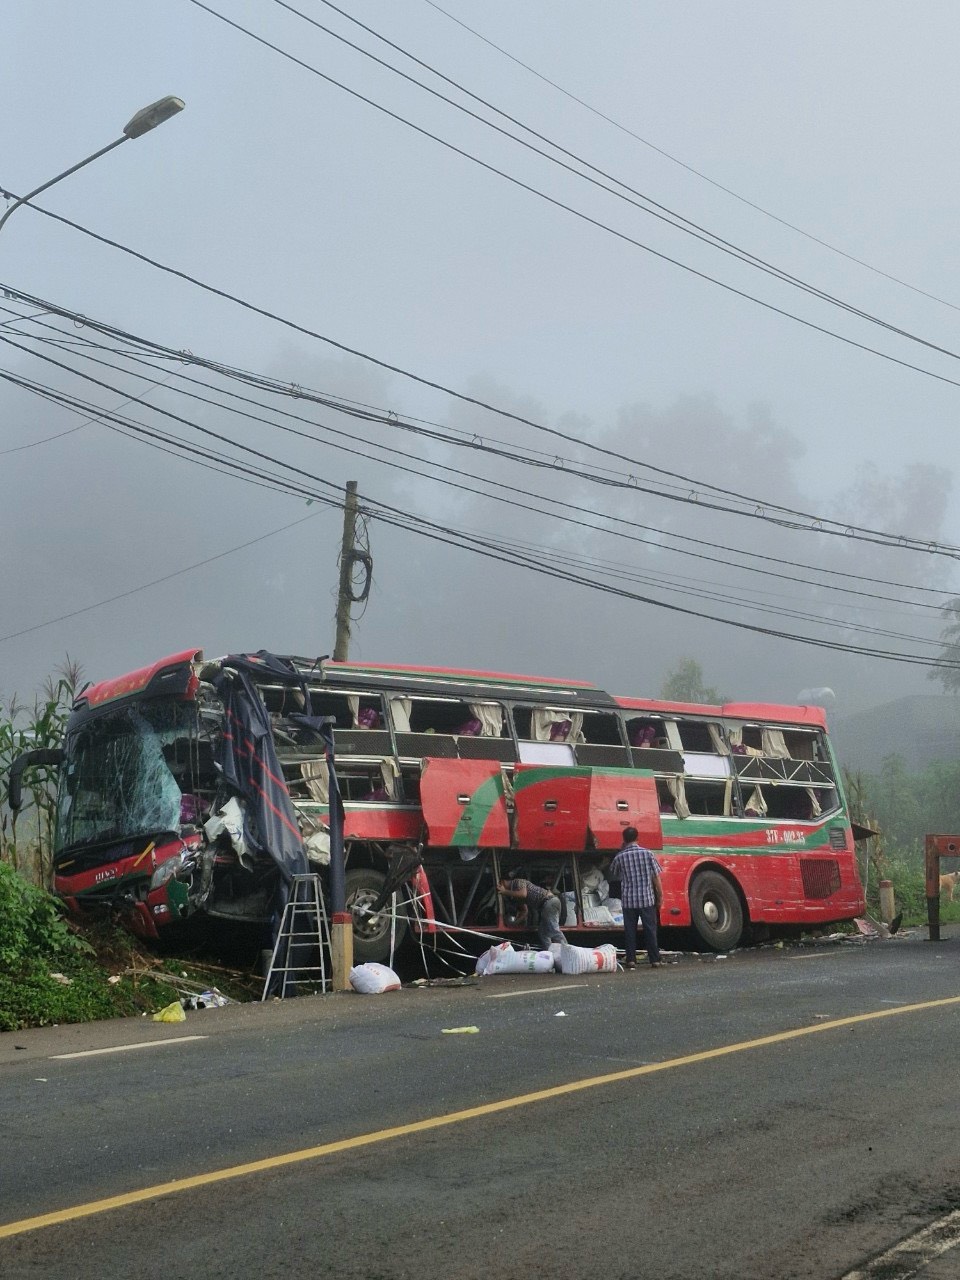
[4,1,960,720]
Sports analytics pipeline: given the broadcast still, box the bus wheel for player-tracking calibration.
[345,868,407,965]
[689,870,744,951]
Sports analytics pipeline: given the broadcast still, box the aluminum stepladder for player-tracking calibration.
[261,873,331,1000]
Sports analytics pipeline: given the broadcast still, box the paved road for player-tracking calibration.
[2,929,960,1280]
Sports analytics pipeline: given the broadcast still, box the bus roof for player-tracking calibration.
[80,649,202,710]
[79,649,602,710]
[614,694,828,728]
[77,648,828,730]
[324,659,598,692]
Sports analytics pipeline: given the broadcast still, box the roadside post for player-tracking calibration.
[322,716,352,991]
[925,834,960,941]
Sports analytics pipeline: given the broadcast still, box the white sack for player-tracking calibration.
[559,942,619,975]
[476,942,555,975]
[349,962,402,994]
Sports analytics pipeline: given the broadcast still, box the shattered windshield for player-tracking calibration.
[57,699,198,854]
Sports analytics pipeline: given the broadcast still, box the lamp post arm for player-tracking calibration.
[0,135,128,235]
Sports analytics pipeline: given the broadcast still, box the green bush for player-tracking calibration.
[0,860,89,970]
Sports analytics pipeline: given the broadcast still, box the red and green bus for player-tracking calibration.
[7,648,865,961]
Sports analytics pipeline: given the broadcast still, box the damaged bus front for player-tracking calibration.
[7,650,309,942]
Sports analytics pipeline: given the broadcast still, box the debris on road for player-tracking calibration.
[152,1001,187,1023]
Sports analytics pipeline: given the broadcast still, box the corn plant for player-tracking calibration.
[0,658,82,887]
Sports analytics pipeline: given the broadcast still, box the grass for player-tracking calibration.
[0,862,262,1032]
[863,856,960,927]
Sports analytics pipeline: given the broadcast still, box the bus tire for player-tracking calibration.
[689,870,744,951]
[345,867,407,965]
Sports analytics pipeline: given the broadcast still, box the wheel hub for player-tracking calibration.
[350,890,387,940]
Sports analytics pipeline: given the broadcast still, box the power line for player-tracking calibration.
[183,0,960,426]
[2,269,957,562]
[2,300,954,614]
[421,0,960,315]
[0,507,329,644]
[275,0,960,368]
[1,336,952,663]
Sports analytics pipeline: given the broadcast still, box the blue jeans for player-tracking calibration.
[623,904,660,965]
[538,896,566,948]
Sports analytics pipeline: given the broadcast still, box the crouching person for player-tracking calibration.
[498,876,566,948]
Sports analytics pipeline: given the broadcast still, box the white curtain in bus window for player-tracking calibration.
[531,708,583,743]
[389,696,412,734]
[665,775,691,818]
[468,702,504,736]
[348,695,360,727]
[379,757,401,799]
[744,787,768,815]
[300,760,329,803]
[707,724,730,754]
[663,720,684,751]
[761,728,790,758]
[805,786,822,817]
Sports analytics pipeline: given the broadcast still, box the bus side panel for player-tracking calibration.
[587,771,662,850]
[513,766,590,851]
[341,808,422,842]
[420,758,510,846]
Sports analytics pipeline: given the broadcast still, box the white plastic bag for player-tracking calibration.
[203,797,251,868]
[349,962,402,993]
[579,864,605,893]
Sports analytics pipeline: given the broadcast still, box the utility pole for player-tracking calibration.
[331,480,358,990]
[334,480,359,662]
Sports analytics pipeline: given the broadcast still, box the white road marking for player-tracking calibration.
[485,983,589,999]
[841,1208,960,1278]
[52,1036,207,1059]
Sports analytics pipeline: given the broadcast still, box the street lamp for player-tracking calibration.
[0,96,184,235]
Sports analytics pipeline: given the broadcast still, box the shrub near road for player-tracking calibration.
[0,863,257,1031]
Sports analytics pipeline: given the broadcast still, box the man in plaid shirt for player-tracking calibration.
[609,826,663,969]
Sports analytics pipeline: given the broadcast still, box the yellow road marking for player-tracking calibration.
[3,993,960,1239]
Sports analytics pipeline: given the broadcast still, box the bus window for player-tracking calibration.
[626,717,667,748]
[763,786,822,820]
[676,719,725,753]
[393,696,512,762]
[574,710,629,767]
[685,778,732,816]
[292,690,392,760]
[780,730,816,760]
[512,706,578,765]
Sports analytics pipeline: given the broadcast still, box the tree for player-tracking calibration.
[660,658,726,704]
[928,598,960,692]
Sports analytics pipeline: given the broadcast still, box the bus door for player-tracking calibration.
[419,758,510,847]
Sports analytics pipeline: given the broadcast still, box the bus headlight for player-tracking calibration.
[150,860,185,890]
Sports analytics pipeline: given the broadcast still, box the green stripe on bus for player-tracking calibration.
[450,773,507,844]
